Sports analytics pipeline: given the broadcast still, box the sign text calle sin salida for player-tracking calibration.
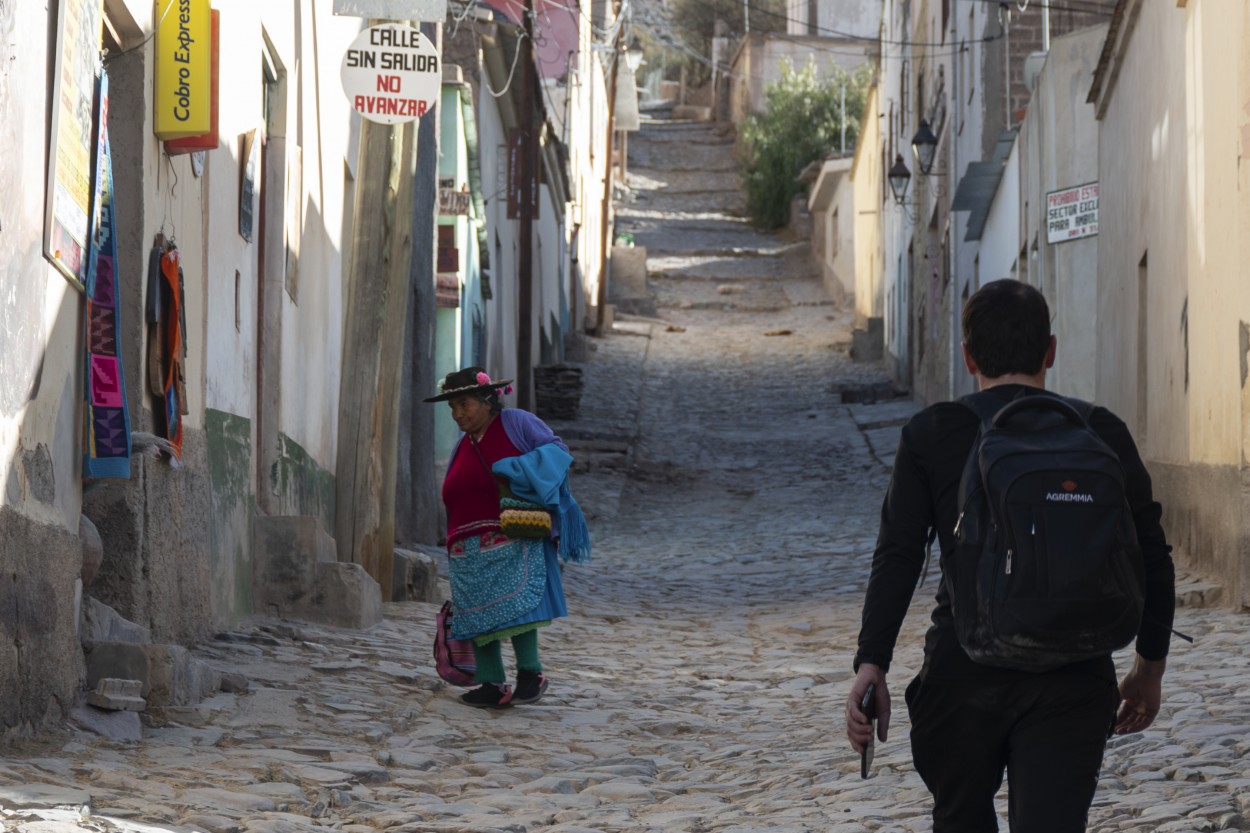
[341,24,441,124]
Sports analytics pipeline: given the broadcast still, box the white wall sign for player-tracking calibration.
[333,0,448,23]
[44,0,105,290]
[341,24,440,125]
[439,178,470,215]
[1046,182,1098,244]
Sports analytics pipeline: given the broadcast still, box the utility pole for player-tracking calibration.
[840,83,846,153]
[517,0,537,412]
[396,21,442,548]
[335,20,421,599]
[595,6,623,334]
[1002,4,1011,127]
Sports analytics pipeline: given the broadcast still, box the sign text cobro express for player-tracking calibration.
[155,0,211,138]
[342,25,440,122]
[171,0,197,121]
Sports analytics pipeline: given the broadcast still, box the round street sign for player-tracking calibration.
[341,23,441,125]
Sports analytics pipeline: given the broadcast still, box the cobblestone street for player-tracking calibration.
[2,116,1249,833]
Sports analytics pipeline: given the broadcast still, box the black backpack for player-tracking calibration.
[946,392,1146,671]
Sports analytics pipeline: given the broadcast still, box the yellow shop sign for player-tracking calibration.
[154,0,212,139]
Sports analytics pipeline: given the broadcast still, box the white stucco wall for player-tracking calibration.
[851,83,884,326]
[877,0,915,384]
[786,0,881,39]
[272,5,358,469]
[536,180,564,359]
[1089,0,1250,604]
[565,21,609,329]
[948,0,990,399]
[199,5,262,423]
[0,1,86,530]
[1015,25,1105,402]
[1094,0,1190,463]
[833,176,856,299]
[434,84,472,459]
[476,90,519,391]
[1182,0,1244,467]
[808,158,854,303]
[0,0,216,528]
[113,1,351,480]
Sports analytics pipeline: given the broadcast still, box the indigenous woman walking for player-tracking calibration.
[425,367,591,708]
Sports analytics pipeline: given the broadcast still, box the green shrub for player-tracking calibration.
[742,60,872,229]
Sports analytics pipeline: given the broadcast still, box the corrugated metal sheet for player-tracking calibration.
[951,130,1017,242]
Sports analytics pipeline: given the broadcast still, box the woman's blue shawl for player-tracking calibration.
[493,445,592,564]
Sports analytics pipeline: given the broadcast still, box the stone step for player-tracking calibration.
[82,596,151,644]
[83,641,223,708]
[253,515,382,629]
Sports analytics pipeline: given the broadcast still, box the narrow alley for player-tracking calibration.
[2,116,1249,833]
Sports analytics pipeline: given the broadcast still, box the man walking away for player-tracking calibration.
[845,279,1176,833]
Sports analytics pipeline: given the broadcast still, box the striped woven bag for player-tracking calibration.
[434,601,477,687]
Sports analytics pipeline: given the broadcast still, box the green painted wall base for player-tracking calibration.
[206,409,254,626]
[272,433,336,536]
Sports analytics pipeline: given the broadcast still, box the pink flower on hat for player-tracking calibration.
[476,372,491,385]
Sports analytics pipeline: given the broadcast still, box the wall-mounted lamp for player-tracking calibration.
[911,119,939,176]
[888,154,912,204]
[626,37,645,72]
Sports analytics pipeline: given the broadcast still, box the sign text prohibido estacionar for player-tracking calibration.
[341,24,440,125]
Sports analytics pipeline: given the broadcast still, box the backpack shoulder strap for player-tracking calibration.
[960,390,1096,427]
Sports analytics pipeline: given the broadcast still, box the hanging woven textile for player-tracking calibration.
[83,70,132,479]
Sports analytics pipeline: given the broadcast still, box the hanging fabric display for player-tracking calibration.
[84,70,133,479]
[147,238,188,460]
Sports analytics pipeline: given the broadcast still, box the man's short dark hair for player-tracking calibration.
[961,279,1052,379]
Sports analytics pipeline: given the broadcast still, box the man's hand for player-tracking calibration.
[846,663,890,754]
[1114,655,1166,735]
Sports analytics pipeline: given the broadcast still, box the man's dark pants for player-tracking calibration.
[906,670,1120,833]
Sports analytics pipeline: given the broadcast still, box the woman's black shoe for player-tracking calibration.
[460,682,513,709]
[513,670,549,704]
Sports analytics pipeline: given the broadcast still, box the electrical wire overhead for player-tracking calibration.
[952,0,1114,16]
[737,0,1005,47]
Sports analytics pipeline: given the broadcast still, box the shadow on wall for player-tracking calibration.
[1,282,92,741]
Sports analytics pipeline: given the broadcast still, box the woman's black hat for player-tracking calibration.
[423,366,515,403]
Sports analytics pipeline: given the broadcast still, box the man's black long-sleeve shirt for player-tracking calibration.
[854,384,1176,683]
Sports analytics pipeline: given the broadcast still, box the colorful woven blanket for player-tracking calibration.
[83,71,131,479]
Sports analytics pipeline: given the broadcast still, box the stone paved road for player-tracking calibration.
[2,116,1248,833]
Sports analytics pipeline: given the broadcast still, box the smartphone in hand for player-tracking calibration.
[860,682,877,779]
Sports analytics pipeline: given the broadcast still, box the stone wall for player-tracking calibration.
[1151,461,1247,610]
[84,427,214,645]
[0,508,84,740]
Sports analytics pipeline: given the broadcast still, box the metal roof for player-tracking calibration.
[951,130,1017,242]
[806,157,853,212]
